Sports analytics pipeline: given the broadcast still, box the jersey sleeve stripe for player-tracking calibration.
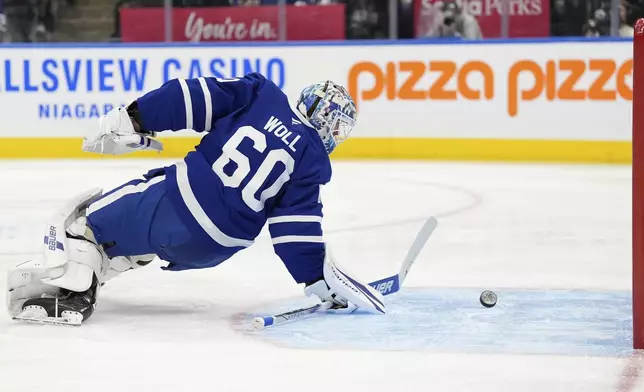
[175,161,254,248]
[197,77,213,132]
[272,235,324,245]
[178,79,193,130]
[268,215,323,224]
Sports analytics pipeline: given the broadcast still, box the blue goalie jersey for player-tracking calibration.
[135,73,331,284]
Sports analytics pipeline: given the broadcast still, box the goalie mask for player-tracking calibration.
[296,81,358,154]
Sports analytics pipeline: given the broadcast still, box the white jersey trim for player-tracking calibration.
[88,176,165,215]
[178,79,193,130]
[175,161,254,248]
[272,235,324,245]
[197,77,212,132]
[268,215,323,224]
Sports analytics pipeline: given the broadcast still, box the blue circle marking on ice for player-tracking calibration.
[247,288,633,357]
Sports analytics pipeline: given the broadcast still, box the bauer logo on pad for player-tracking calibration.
[44,226,64,251]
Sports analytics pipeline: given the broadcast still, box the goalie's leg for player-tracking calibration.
[7,181,160,325]
[8,167,222,325]
[86,168,233,270]
[9,234,108,325]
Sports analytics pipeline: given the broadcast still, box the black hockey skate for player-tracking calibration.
[15,275,100,326]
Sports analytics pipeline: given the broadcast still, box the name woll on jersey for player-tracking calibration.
[135,73,332,284]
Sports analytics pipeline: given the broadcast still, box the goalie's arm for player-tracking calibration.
[83,74,266,155]
[268,180,326,285]
[268,177,385,315]
[133,74,264,133]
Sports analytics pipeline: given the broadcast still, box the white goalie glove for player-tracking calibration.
[82,107,163,155]
[304,250,386,314]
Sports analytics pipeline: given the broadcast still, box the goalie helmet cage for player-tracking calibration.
[634,18,644,349]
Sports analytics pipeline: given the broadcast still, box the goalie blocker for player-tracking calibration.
[304,249,386,314]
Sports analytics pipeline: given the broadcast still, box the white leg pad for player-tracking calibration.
[44,238,107,291]
[42,188,103,272]
[6,188,157,318]
[7,257,60,317]
[7,239,106,317]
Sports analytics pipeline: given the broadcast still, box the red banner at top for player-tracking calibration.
[121,5,345,43]
[415,0,550,38]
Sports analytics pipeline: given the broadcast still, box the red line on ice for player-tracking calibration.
[615,351,644,392]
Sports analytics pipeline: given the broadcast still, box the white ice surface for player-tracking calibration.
[0,160,640,392]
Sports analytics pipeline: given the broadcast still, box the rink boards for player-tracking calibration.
[0,39,633,163]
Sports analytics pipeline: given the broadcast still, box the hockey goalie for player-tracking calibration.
[6,74,386,325]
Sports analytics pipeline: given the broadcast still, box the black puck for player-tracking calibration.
[480,290,497,308]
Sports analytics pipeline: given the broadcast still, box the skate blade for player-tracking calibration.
[12,315,81,326]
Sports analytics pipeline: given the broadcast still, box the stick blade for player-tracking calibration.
[369,275,400,296]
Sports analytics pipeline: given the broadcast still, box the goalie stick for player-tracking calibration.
[252,216,438,329]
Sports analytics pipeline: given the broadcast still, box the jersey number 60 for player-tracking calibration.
[212,126,295,212]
